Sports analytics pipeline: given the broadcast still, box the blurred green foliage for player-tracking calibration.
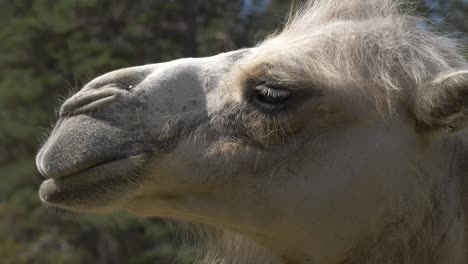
[0,0,466,263]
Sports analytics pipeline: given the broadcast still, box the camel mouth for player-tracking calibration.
[38,155,147,208]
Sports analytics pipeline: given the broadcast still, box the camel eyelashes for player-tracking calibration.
[251,82,292,112]
[255,83,291,101]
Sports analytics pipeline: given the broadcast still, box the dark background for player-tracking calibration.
[0,0,466,263]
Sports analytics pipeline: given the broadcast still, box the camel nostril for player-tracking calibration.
[60,88,124,117]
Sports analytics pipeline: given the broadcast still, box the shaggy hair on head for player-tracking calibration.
[245,0,467,116]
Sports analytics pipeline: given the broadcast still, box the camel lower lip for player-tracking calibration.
[39,156,145,205]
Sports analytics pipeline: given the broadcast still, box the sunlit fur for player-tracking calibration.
[250,0,466,116]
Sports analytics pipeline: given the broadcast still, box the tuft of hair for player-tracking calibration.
[173,223,283,264]
[284,0,409,31]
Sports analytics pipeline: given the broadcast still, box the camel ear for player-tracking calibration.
[415,71,468,132]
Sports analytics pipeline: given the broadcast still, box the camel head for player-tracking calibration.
[37,0,468,263]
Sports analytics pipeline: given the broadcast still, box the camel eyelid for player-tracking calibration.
[244,80,325,115]
[254,77,324,95]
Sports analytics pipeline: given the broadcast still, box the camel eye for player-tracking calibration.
[252,82,291,111]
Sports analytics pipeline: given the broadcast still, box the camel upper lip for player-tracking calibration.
[48,160,116,179]
[43,157,132,181]
[37,154,124,179]
[36,137,151,180]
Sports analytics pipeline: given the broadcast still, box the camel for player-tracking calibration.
[36,0,468,263]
